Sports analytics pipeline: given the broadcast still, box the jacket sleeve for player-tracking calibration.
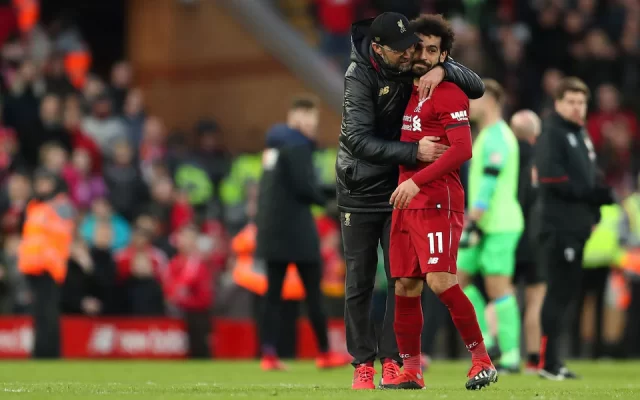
[535,128,591,201]
[441,58,485,99]
[341,71,418,165]
[284,146,327,206]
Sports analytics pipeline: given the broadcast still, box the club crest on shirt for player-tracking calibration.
[414,98,427,112]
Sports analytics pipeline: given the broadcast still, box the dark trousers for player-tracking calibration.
[625,280,640,358]
[27,273,61,359]
[570,267,609,359]
[262,260,329,354]
[185,311,211,359]
[341,212,399,365]
[539,231,587,369]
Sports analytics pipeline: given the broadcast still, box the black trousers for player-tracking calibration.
[538,231,587,369]
[570,267,609,359]
[27,273,61,359]
[341,211,399,365]
[185,311,211,359]
[625,279,640,358]
[262,260,329,354]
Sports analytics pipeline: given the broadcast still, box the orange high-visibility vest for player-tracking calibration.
[64,50,91,89]
[231,224,305,300]
[12,0,38,34]
[18,195,74,283]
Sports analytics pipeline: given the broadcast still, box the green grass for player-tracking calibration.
[0,360,639,399]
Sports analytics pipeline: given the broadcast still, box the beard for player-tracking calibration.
[379,51,412,73]
[412,61,434,77]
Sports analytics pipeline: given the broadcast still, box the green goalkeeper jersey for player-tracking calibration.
[468,120,523,233]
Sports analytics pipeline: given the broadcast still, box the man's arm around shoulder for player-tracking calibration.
[341,67,417,165]
[441,58,485,100]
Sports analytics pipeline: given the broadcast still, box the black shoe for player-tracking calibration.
[465,367,498,390]
[539,366,580,381]
[488,344,502,362]
[496,364,521,374]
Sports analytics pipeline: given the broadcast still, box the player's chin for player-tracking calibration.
[412,64,429,76]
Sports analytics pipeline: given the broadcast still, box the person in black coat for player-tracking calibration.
[255,96,349,370]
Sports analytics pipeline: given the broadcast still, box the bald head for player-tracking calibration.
[510,110,541,143]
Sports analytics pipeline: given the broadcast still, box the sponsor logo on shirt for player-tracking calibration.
[401,114,422,132]
[450,110,468,122]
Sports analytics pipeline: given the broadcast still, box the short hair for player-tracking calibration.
[483,79,505,105]
[290,95,319,112]
[410,14,455,55]
[555,77,590,101]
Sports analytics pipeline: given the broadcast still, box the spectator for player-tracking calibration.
[114,225,167,315]
[103,139,147,221]
[588,84,639,149]
[0,172,30,236]
[146,177,193,235]
[62,95,102,174]
[63,239,104,316]
[3,60,46,168]
[139,116,167,183]
[42,52,75,98]
[0,124,20,184]
[79,197,131,251]
[163,224,213,358]
[81,92,126,154]
[62,148,107,213]
[121,88,145,150]
[79,74,105,114]
[37,94,72,154]
[109,61,132,115]
[192,120,231,208]
[38,141,68,175]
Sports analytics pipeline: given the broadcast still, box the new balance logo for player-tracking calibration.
[450,110,468,121]
[427,257,439,265]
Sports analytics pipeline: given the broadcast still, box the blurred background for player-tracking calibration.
[0,0,639,360]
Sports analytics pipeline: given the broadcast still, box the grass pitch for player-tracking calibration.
[0,360,639,399]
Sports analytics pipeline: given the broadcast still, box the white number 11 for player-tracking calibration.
[427,232,443,254]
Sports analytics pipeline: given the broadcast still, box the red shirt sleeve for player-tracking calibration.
[412,86,473,186]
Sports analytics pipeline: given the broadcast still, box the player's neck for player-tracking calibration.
[479,112,502,131]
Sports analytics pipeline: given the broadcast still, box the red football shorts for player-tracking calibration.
[390,208,464,278]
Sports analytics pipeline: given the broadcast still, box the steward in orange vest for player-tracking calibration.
[18,168,75,358]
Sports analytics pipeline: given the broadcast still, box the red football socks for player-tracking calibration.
[394,295,423,372]
[438,284,489,362]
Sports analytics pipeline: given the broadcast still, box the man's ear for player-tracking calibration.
[439,51,448,63]
[371,43,382,56]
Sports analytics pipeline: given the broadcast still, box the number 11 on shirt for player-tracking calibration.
[427,231,443,254]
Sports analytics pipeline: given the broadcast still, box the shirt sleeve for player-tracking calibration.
[473,129,508,209]
[412,87,472,186]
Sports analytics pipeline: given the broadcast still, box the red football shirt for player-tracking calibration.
[399,82,472,212]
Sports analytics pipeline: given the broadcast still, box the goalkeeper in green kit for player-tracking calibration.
[457,79,524,372]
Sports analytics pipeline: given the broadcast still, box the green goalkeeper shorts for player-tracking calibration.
[457,232,522,276]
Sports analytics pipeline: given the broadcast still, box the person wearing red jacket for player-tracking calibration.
[163,224,213,358]
[114,227,167,315]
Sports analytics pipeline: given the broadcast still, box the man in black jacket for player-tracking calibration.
[337,12,485,388]
[534,77,615,380]
[256,96,350,371]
